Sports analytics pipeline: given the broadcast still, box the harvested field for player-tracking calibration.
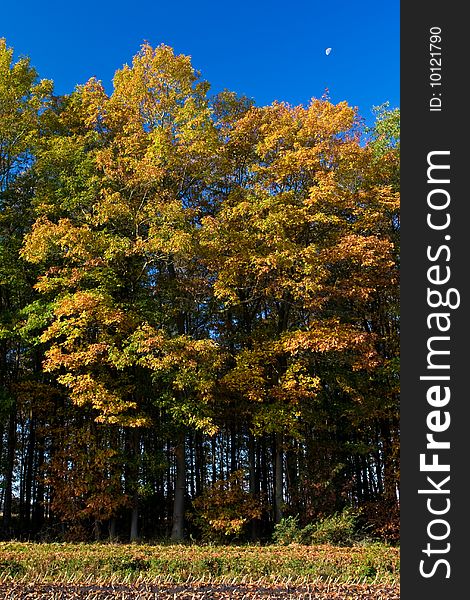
[0,582,400,599]
[0,542,399,598]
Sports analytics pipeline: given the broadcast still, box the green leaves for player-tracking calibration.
[2,40,400,538]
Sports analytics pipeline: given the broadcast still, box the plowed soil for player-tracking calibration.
[0,582,399,599]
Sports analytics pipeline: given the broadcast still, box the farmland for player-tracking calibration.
[0,542,399,598]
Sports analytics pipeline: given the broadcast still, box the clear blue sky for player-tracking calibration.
[1,0,399,125]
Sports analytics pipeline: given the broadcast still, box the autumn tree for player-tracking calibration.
[0,39,52,533]
[22,43,223,540]
[202,97,398,525]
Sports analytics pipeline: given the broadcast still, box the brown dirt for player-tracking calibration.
[0,582,400,599]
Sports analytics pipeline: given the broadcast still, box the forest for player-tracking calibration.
[0,38,399,545]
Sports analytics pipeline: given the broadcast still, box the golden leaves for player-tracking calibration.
[22,217,114,266]
[19,41,399,442]
[192,470,264,538]
[281,321,379,369]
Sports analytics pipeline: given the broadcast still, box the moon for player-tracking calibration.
[325,48,332,56]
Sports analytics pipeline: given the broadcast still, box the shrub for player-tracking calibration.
[191,470,264,542]
[308,508,358,545]
[361,501,400,545]
[272,515,303,545]
[273,507,360,546]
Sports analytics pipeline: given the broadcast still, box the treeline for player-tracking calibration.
[0,39,400,543]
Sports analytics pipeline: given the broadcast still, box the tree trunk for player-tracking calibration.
[129,429,140,542]
[2,403,16,534]
[195,432,203,497]
[32,440,45,532]
[93,519,102,541]
[248,432,259,540]
[230,426,237,473]
[211,437,217,484]
[188,433,195,499]
[171,432,186,541]
[109,517,117,540]
[381,417,399,504]
[286,440,299,515]
[273,433,283,524]
[22,414,36,531]
[130,499,139,542]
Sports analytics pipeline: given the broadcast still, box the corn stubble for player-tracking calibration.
[0,582,399,599]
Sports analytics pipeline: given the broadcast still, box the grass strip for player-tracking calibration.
[0,542,399,586]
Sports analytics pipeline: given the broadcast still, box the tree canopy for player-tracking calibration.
[0,39,399,544]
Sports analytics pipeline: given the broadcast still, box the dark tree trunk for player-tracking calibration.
[381,417,399,504]
[171,432,186,541]
[248,433,257,494]
[195,432,204,497]
[109,517,117,540]
[188,433,195,499]
[273,432,283,524]
[93,519,102,541]
[2,403,16,534]
[22,415,36,531]
[130,501,139,542]
[248,432,259,540]
[260,436,268,498]
[129,429,140,542]
[166,438,173,533]
[230,426,237,473]
[374,423,384,496]
[211,437,217,484]
[286,440,299,515]
[33,446,46,532]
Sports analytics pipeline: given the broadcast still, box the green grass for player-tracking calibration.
[0,541,399,586]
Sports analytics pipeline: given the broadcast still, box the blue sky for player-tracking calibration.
[1,0,399,125]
